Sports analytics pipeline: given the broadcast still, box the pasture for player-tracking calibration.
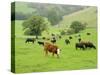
[15,28,97,73]
[13,7,97,73]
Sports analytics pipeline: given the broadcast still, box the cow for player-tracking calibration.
[51,33,55,36]
[84,42,96,49]
[65,39,70,44]
[56,34,62,39]
[79,41,96,49]
[42,37,46,40]
[75,42,85,50]
[87,33,91,35]
[51,38,56,44]
[44,42,61,58]
[59,35,62,39]
[78,34,81,37]
[25,38,35,43]
[37,41,44,46]
[69,36,72,39]
[78,38,81,42]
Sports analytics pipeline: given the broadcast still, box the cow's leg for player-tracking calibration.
[25,40,27,43]
[52,52,55,57]
[57,54,59,58]
[45,50,48,56]
[57,49,60,58]
[76,47,77,50]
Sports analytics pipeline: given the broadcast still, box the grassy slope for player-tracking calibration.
[59,7,97,28]
[14,7,97,73]
[15,2,36,14]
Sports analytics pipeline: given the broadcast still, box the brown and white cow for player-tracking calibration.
[44,42,61,58]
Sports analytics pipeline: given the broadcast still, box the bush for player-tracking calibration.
[70,21,86,33]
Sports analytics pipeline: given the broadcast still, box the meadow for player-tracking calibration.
[13,7,97,73]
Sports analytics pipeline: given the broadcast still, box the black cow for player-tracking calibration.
[78,38,81,42]
[37,41,44,46]
[78,34,81,37]
[65,39,70,44]
[69,36,72,39]
[79,41,96,49]
[84,42,96,49]
[51,33,55,36]
[75,42,85,50]
[58,35,62,39]
[25,38,35,43]
[42,37,46,40]
[51,38,56,44]
[87,33,91,35]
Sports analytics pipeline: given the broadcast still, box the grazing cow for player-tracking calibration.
[25,38,35,43]
[37,41,44,46]
[42,37,46,40]
[51,38,56,44]
[84,42,96,49]
[51,33,55,36]
[80,41,96,49]
[65,39,70,44]
[78,38,81,42]
[56,34,62,39]
[87,33,91,35]
[58,35,62,39]
[44,42,61,58]
[78,34,81,37]
[69,36,72,39]
[75,42,85,50]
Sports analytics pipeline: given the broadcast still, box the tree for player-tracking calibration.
[47,8,62,25]
[22,16,51,38]
[70,21,86,33]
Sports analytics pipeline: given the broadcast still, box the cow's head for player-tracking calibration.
[57,48,61,55]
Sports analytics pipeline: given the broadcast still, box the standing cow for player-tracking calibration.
[69,36,72,39]
[75,42,85,50]
[51,38,56,44]
[65,39,70,44]
[44,42,61,58]
[25,38,35,43]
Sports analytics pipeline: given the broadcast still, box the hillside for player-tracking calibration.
[59,7,97,28]
[15,2,35,14]
[12,2,87,25]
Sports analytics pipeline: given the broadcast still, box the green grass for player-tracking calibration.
[13,7,97,73]
[15,28,97,73]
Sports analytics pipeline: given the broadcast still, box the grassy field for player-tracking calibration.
[15,28,97,73]
[13,7,97,73]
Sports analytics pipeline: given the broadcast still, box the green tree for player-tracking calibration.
[70,21,86,33]
[22,16,51,38]
[47,8,62,25]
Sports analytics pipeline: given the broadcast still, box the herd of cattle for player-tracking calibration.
[25,33,96,58]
